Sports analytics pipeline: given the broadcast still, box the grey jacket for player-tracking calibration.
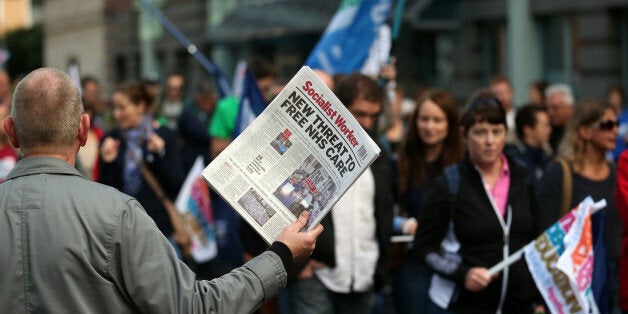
[0,157,286,313]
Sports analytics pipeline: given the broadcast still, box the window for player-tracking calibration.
[478,22,506,85]
[540,16,574,85]
[617,9,628,90]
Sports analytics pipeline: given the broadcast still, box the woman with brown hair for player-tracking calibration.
[414,90,540,313]
[98,82,186,255]
[392,88,463,314]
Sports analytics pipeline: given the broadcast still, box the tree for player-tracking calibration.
[1,24,43,79]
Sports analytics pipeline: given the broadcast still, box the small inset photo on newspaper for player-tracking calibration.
[270,128,293,155]
[238,188,276,226]
[273,155,337,228]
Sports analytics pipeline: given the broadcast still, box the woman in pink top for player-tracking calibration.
[413,89,540,313]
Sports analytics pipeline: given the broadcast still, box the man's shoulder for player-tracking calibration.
[55,175,136,207]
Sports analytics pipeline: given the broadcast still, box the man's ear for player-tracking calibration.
[4,117,20,148]
[78,113,90,147]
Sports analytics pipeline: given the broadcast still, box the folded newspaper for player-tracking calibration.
[202,66,381,244]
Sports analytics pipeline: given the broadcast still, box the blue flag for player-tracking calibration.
[233,70,267,137]
[305,0,392,74]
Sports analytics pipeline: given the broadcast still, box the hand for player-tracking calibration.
[379,57,397,81]
[100,137,120,163]
[308,259,325,269]
[146,133,165,154]
[402,217,418,235]
[297,259,326,279]
[464,267,492,292]
[276,211,324,262]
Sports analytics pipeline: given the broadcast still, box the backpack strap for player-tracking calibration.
[444,164,460,196]
[444,163,460,221]
[556,158,572,215]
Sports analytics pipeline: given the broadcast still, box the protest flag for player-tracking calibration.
[231,59,248,100]
[175,156,218,263]
[305,0,393,75]
[523,197,602,314]
[232,70,267,138]
[488,197,608,313]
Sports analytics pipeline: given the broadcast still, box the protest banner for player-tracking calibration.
[524,196,600,314]
[175,156,218,263]
[488,197,605,314]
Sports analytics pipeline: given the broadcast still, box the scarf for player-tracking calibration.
[121,115,154,196]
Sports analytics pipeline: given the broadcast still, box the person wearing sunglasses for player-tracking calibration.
[537,99,623,313]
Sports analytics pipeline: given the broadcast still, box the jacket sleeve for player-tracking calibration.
[98,132,124,189]
[373,151,395,291]
[412,176,469,283]
[108,199,286,313]
[145,128,185,199]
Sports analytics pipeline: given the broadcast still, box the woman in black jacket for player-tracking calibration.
[99,82,185,252]
[413,89,540,313]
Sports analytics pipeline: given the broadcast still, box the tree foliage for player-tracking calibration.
[1,24,42,79]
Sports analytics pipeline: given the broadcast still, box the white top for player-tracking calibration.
[315,167,379,293]
[506,109,517,143]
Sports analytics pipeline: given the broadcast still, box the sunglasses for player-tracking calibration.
[591,119,619,131]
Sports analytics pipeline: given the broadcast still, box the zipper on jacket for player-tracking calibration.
[476,165,512,314]
[496,206,512,314]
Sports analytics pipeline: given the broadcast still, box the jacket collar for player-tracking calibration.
[5,156,86,181]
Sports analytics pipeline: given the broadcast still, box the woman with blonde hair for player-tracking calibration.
[537,99,622,313]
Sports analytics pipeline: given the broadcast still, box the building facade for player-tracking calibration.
[41,0,628,105]
[0,0,33,36]
[43,0,107,90]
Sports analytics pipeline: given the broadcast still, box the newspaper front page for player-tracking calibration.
[202,66,381,244]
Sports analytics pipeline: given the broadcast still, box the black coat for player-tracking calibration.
[98,126,185,236]
[413,154,540,313]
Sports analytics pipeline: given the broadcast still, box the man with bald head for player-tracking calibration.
[0,67,323,313]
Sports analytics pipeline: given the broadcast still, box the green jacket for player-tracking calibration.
[0,156,286,313]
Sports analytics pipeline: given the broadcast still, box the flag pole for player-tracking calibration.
[135,0,232,98]
[487,198,607,276]
[391,0,405,40]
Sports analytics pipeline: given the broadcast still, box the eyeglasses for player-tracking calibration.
[591,119,619,131]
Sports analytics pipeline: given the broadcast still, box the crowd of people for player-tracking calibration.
[0,58,626,314]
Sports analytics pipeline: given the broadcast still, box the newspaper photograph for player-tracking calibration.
[202,66,381,244]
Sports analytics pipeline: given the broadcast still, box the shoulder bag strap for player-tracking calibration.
[557,158,573,215]
[140,163,192,256]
